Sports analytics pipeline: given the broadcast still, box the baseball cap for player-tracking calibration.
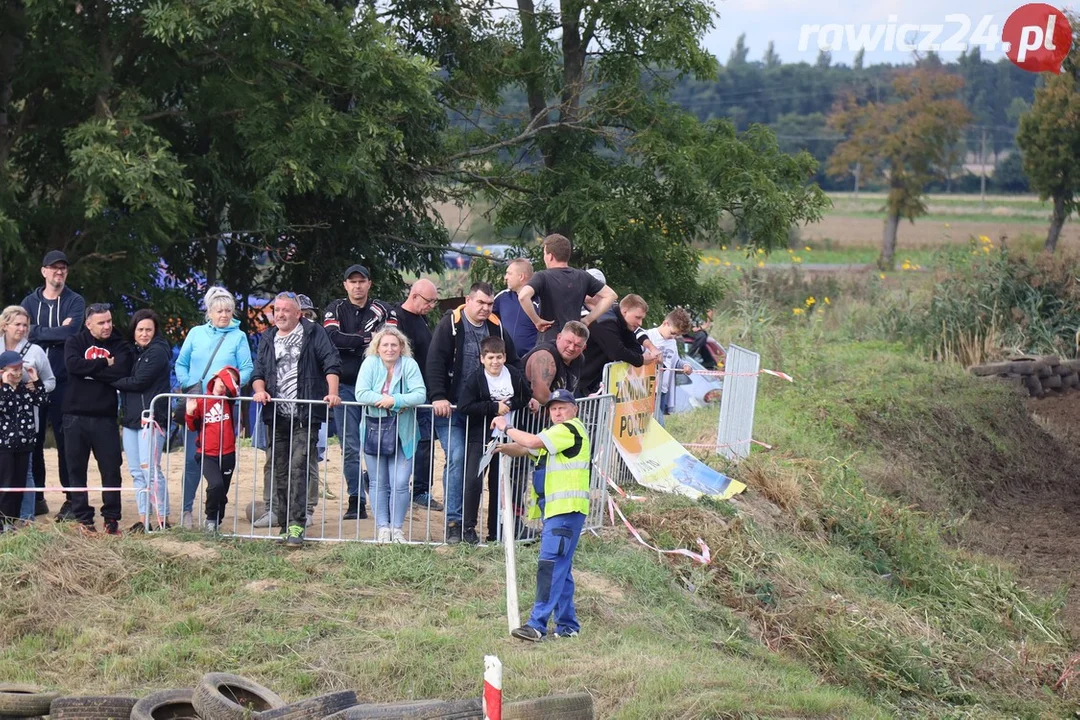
[42,250,69,267]
[0,350,24,369]
[547,389,577,406]
[344,264,371,280]
[586,268,605,285]
[297,293,315,311]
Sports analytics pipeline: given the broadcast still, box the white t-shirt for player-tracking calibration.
[483,366,514,404]
[274,324,305,414]
[645,327,682,397]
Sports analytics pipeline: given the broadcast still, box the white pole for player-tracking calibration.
[501,455,520,634]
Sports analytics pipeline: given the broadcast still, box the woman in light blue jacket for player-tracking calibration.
[174,287,254,528]
[355,326,426,544]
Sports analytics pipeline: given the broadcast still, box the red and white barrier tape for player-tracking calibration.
[594,460,712,564]
[658,367,794,382]
[683,439,774,451]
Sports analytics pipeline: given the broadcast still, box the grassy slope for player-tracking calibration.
[2,320,1076,717]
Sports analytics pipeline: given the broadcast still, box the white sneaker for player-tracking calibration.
[392,528,407,544]
[180,511,194,529]
[377,527,391,544]
[253,511,277,528]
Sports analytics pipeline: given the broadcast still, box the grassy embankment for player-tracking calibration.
[2,240,1079,719]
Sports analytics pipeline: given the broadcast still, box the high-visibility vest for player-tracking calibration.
[528,418,591,520]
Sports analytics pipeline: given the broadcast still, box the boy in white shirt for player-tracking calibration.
[643,308,693,425]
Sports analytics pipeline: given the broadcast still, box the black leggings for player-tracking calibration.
[0,451,29,523]
[198,453,235,523]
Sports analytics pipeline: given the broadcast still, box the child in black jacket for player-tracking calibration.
[0,351,47,528]
[456,336,532,544]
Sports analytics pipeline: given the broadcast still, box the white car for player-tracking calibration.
[669,357,723,413]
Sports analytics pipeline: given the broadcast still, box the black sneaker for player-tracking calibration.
[357,503,368,520]
[285,524,304,548]
[462,528,480,545]
[343,495,359,521]
[34,499,49,516]
[55,501,75,522]
[511,625,544,643]
[446,522,462,545]
[413,493,445,512]
[129,521,146,534]
[104,519,120,536]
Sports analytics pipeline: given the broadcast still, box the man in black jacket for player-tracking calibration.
[252,292,342,547]
[63,303,134,533]
[21,250,86,518]
[579,294,660,396]
[323,264,392,521]
[426,282,518,543]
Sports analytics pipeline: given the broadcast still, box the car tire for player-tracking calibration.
[502,693,595,720]
[192,673,285,720]
[325,700,446,719]
[0,684,60,717]
[257,691,358,720]
[49,696,138,720]
[130,689,198,720]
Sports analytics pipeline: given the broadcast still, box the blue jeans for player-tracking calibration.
[365,449,413,529]
[123,426,169,520]
[19,462,35,520]
[527,511,586,635]
[433,413,466,524]
[412,408,432,498]
[333,384,364,499]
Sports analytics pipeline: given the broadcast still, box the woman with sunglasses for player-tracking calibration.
[174,287,253,528]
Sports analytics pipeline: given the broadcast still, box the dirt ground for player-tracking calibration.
[962,393,1080,638]
[803,215,1080,249]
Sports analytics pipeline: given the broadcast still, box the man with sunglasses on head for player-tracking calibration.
[62,303,133,534]
[21,250,85,520]
[322,265,392,521]
[386,279,442,512]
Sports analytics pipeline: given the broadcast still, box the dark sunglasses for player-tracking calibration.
[85,303,112,319]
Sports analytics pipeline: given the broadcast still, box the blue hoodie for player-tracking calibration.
[175,319,253,393]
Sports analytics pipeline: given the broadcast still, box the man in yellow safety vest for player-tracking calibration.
[493,388,591,642]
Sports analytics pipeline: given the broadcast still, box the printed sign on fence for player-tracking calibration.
[604,361,745,500]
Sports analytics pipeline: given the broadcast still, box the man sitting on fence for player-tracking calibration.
[251,292,341,547]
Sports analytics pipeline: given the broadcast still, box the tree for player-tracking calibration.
[0,0,448,323]
[382,0,828,315]
[993,150,1029,194]
[827,68,970,269]
[763,42,781,69]
[1015,13,1080,252]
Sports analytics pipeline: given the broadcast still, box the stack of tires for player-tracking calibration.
[970,355,1080,398]
[0,675,593,720]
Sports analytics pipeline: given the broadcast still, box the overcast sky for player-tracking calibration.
[702,0,1038,66]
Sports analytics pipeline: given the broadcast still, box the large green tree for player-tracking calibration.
[1015,13,1080,253]
[827,68,971,270]
[382,0,827,315]
[0,0,447,325]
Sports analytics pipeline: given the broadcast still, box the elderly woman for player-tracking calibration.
[175,287,254,528]
[111,310,173,531]
[1,306,56,522]
[355,326,426,544]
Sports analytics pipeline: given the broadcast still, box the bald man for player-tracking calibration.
[387,279,443,510]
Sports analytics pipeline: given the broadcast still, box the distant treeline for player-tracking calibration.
[668,40,1040,192]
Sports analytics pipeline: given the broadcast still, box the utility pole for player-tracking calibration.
[853,162,861,199]
[980,128,988,209]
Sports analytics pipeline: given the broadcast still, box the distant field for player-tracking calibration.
[810,193,1080,250]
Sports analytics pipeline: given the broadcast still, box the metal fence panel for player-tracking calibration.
[715,344,760,461]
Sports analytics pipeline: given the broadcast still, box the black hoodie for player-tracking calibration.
[21,286,86,384]
[113,335,172,429]
[63,327,134,417]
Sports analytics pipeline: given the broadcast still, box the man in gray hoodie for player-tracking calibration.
[21,250,85,519]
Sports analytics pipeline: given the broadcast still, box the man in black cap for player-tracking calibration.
[323,264,393,520]
[21,250,86,519]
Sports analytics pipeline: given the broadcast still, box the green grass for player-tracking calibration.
[0,526,885,719]
[699,245,943,269]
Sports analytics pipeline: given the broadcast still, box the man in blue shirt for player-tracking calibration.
[493,259,540,357]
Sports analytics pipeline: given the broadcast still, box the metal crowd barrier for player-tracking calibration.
[130,391,615,546]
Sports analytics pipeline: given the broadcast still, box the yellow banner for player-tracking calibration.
[605,362,745,500]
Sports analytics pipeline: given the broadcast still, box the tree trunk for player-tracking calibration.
[880,211,899,270]
[515,0,548,133]
[1046,194,1066,253]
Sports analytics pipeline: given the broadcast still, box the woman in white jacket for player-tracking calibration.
[0,306,56,522]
